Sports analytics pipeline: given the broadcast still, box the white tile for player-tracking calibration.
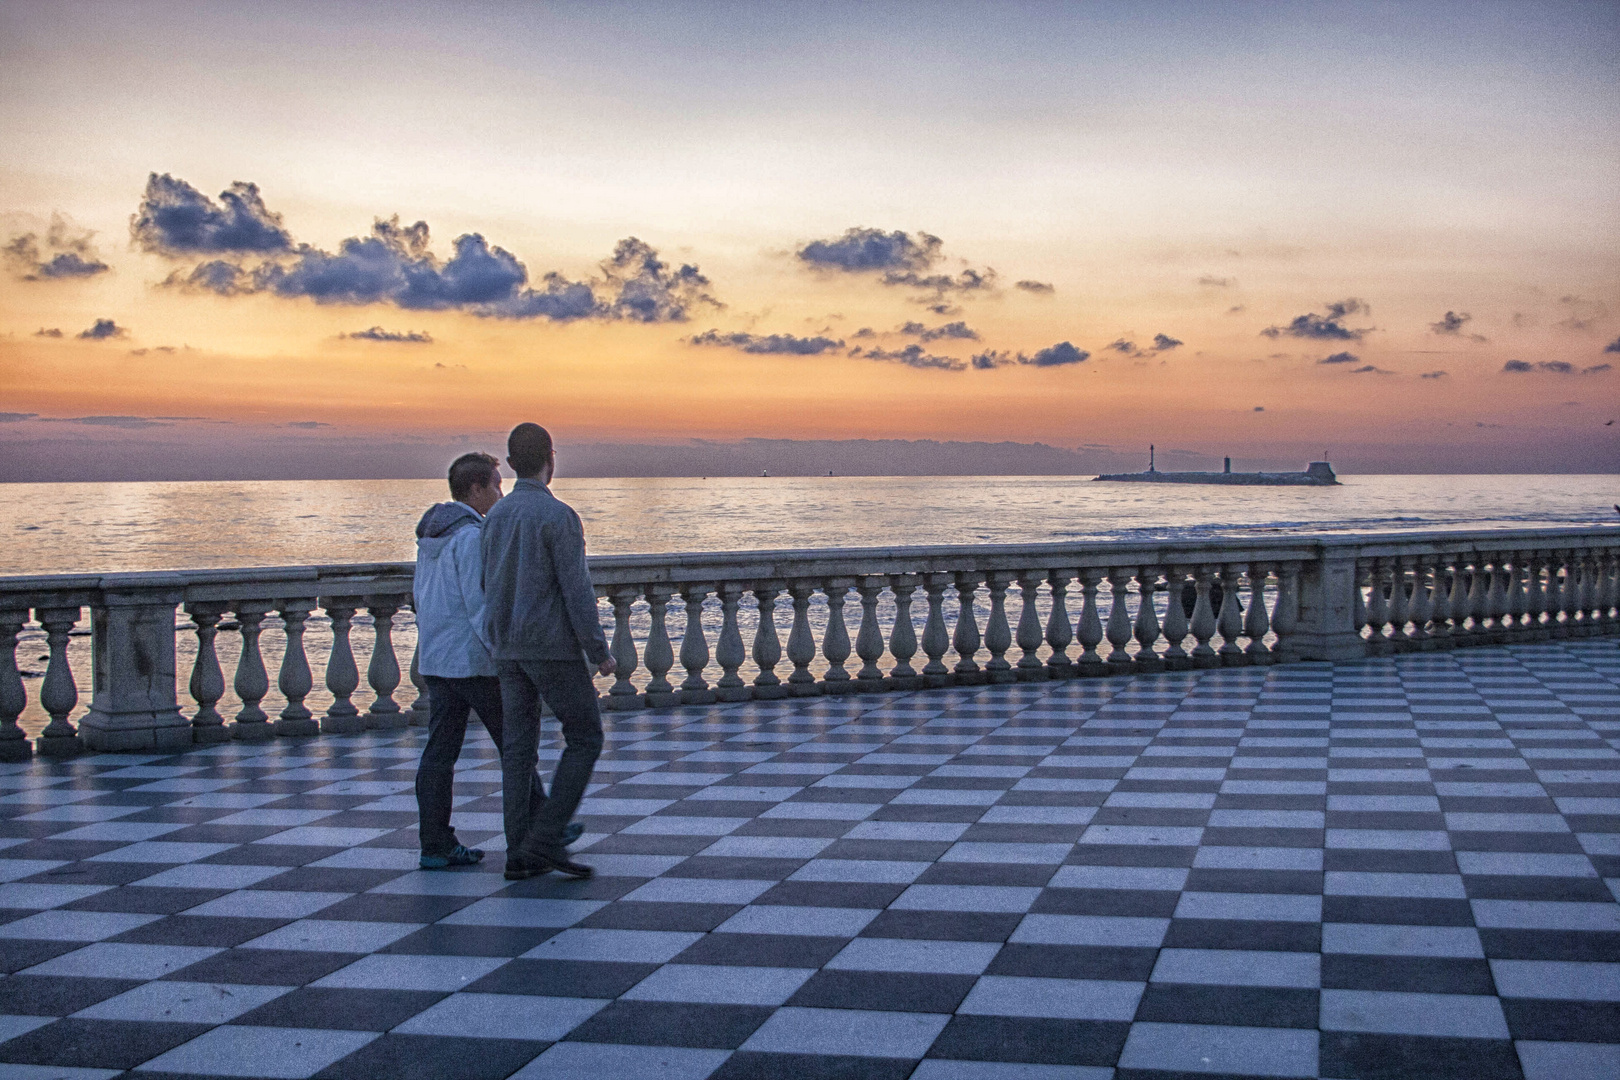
[27,942,221,979]
[133,1025,378,1078]
[1320,989,1509,1038]
[440,898,606,928]
[959,976,1144,1020]
[393,992,604,1040]
[1321,923,1484,958]
[0,909,160,941]
[1010,914,1169,948]
[716,905,878,938]
[741,1006,949,1058]
[511,1042,729,1080]
[1152,949,1320,988]
[313,953,506,991]
[184,890,349,920]
[0,883,111,910]
[75,981,290,1024]
[239,919,422,953]
[521,929,704,963]
[622,877,774,905]
[826,938,1000,975]
[622,963,815,1005]
[86,841,239,864]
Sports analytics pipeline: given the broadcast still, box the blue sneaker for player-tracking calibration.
[420,844,485,870]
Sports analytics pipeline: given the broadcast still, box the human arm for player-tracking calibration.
[549,508,612,667]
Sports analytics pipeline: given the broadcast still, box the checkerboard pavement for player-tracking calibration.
[1,639,1616,1080]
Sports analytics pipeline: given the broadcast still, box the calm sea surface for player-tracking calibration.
[5,473,1619,576]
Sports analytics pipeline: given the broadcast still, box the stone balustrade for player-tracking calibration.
[1,529,1615,759]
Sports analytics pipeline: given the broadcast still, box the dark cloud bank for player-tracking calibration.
[1262,298,1371,341]
[343,327,433,344]
[795,226,998,299]
[1503,359,1611,375]
[4,215,111,280]
[138,174,717,322]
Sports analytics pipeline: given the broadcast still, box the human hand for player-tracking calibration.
[597,656,617,677]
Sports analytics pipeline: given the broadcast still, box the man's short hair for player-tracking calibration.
[508,423,554,478]
[448,452,499,502]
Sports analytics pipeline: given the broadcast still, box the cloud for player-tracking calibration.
[898,320,979,342]
[4,214,112,280]
[851,327,876,339]
[1584,363,1613,374]
[849,344,965,371]
[1152,333,1183,351]
[1420,370,1448,379]
[1429,310,1486,341]
[0,412,39,422]
[1014,279,1054,294]
[46,415,167,428]
[689,329,845,355]
[34,327,62,338]
[1556,295,1606,332]
[881,266,997,299]
[128,346,176,356]
[342,326,434,344]
[131,174,294,255]
[285,421,331,429]
[1318,351,1360,365]
[1253,406,1265,411]
[1227,305,1246,314]
[1105,339,1141,357]
[1350,365,1395,374]
[1198,276,1233,287]
[926,302,960,316]
[796,227,941,272]
[1501,359,1607,375]
[1604,337,1620,353]
[77,318,127,340]
[971,341,1089,369]
[1261,298,1371,340]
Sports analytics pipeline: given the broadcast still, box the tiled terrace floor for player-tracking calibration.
[1,639,1617,1080]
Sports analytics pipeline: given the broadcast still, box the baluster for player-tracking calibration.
[679,584,716,704]
[1189,567,1219,668]
[229,602,273,741]
[1547,553,1571,639]
[1563,552,1585,637]
[1578,552,1599,635]
[408,639,429,727]
[1403,557,1430,648]
[1103,570,1134,672]
[1461,557,1487,645]
[1161,567,1190,670]
[275,600,318,737]
[35,607,82,756]
[1427,556,1453,647]
[1483,555,1508,643]
[1447,554,1470,646]
[1014,572,1047,680]
[1386,557,1410,649]
[606,585,642,710]
[1218,564,1248,666]
[1044,570,1075,678]
[1599,551,1618,629]
[752,584,787,699]
[643,588,679,707]
[1270,564,1299,661]
[0,608,31,761]
[183,602,229,744]
[786,581,818,696]
[821,580,854,693]
[888,576,921,689]
[1524,555,1548,640]
[1244,565,1273,663]
[920,574,952,688]
[321,599,363,733]
[1350,561,1368,647]
[364,598,403,727]
[853,578,887,690]
[1505,554,1528,636]
[715,583,750,702]
[953,574,985,684]
[1075,569,1105,676]
[1364,559,1389,655]
[984,573,1015,683]
[1133,568,1164,673]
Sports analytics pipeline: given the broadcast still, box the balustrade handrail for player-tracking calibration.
[1,525,1615,760]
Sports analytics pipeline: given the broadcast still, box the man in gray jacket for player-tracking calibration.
[482,422,615,879]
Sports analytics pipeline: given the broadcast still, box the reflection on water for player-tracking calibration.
[5,473,1618,575]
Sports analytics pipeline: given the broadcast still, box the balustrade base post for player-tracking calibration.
[320,710,366,735]
[1276,554,1369,663]
[1133,653,1166,674]
[273,716,320,738]
[820,677,858,696]
[751,683,789,701]
[230,720,275,743]
[849,678,886,694]
[643,689,681,709]
[922,672,953,689]
[1074,660,1106,678]
[714,686,752,704]
[192,723,232,745]
[0,736,31,762]
[79,588,192,753]
[35,732,83,757]
[887,673,924,692]
[604,691,645,712]
[953,670,989,686]
[679,688,718,706]
[367,711,409,731]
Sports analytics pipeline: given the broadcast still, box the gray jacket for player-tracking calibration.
[480,477,610,665]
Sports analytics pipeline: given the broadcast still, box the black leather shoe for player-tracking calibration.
[528,847,593,879]
[503,854,543,881]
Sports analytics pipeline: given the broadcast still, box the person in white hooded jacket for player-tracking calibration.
[412,452,545,868]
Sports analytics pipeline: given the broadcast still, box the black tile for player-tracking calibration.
[494,874,642,901]
[1162,919,1321,952]
[463,958,658,998]
[380,924,560,957]
[1463,875,1616,901]
[859,909,1021,942]
[710,1051,915,1080]
[1449,832,1586,854]
[1065,845,1197,868]
[673,932,848,969]
[586,833,714,855]
[926,1015,1129,1066]
[1184,868,1323,895]
[201,844,344,866]
[315,1033,545,1080]
[0,1018,210,1069]
[665,857,804,880]
[250,866,406,893]
[17,859,160,886]
[1322,954,1495,994]
[1135,983,1318,1028]
[0,938,81,974]
[753,881,906,909]
[63,886,228,915]
[563,999,771,1049]
[987,943,1158,981]
[1501,998,1620,1043]
[819,839,953,862]
[788,969,975,1013]
[235,986,445,1031]
[913,862,1056,887]
[0,974,144,1015]
[159,947,358,986]
[1480,929,1620,962]
[1032,888,1180,918]
[577,901,739,932]
[111,914,291,948]
[313,892,475,922]
[1322,896,1475,926]
[1318,1031,1523,1080]
[1323,849,1457,874]
[156,824,287,845]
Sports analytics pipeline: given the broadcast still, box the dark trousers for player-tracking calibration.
[415,674,541,855]
[497,658,604,855]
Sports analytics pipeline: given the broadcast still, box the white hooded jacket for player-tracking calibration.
[413,501,496,678]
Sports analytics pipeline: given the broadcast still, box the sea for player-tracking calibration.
[5,474,1617,738]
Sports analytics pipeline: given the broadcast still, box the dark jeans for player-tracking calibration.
[415,674,541,855]
[497,657,604,855]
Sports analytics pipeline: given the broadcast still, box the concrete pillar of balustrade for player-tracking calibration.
[1277,552,1368,663]
[79,583,193,752]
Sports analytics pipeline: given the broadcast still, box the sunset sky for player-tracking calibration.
[2,0,1617,478]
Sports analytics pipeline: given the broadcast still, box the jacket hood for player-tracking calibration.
[416,501,482,540]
